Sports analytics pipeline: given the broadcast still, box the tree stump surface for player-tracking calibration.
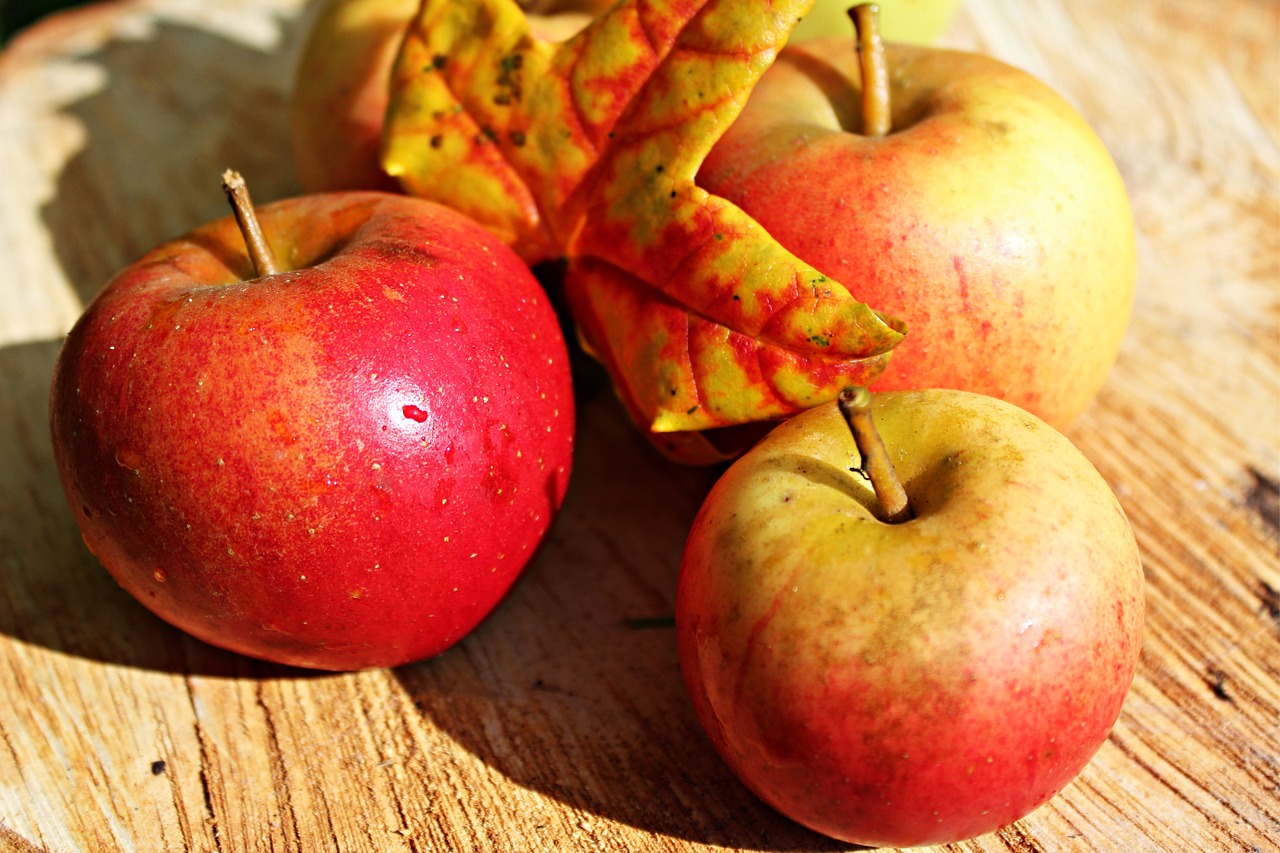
[0,0,1276,850]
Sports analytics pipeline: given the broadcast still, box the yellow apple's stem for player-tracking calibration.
[850,4,891,138]
[221,169,281,278]
[838,386,913,523]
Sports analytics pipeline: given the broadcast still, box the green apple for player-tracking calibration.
[698,16,1137,430]
[676,387,1144,846]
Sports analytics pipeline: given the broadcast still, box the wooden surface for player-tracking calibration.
[1,0,1277,850]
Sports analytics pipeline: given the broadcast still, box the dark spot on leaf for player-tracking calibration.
[151,760,167,775]
[431,54,447,70]
[686,405,699,415]
[429,134,443,149]
[714,233,723,240]
[509,130,526,147]
[670,190,677,198]
[496,53,524,105]
[1204,665,1235,704]
[732,294,740,301]
[655,164,664,173]
[809,335,830,347]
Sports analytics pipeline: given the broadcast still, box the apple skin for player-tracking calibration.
[676,389,1144,846]
[698,40,1137,430]
[289,0,596,194]
[49,191,575,671]
[289,0,418,193]
[791,0,961,44]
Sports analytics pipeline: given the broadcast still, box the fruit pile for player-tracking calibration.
[48,0,1144,846]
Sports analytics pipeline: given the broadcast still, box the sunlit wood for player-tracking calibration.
[0,0,1276,850]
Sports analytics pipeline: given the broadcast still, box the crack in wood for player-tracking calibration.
[1244,465,1279,537]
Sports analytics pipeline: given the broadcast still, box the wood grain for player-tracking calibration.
[1,0,1277,851]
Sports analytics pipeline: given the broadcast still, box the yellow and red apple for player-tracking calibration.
[698,30,1136,429]
[677,388,1144,845]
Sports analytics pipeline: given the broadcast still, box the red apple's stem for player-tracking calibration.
[850,4,891,138]
[221,169,281,278]
[838,386,913,523]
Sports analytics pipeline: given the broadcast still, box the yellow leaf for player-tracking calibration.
[383,0,906,462]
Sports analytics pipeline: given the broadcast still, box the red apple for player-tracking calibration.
[698,16,1137,429]
[49,177,575,671]
[677,387,1144,846]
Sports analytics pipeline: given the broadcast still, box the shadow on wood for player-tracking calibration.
[391,393,849,848]
[38,5,319,307]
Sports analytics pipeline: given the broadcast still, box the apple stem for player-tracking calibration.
[838,386,913,523]
[850,4,891,137]
[221,169,281,278]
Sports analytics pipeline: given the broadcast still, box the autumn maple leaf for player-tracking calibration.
[383,0,905,462]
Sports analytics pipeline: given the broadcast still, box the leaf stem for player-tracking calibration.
[221,169,281,278]
[838,386,912,523]
[850,4,891,138]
